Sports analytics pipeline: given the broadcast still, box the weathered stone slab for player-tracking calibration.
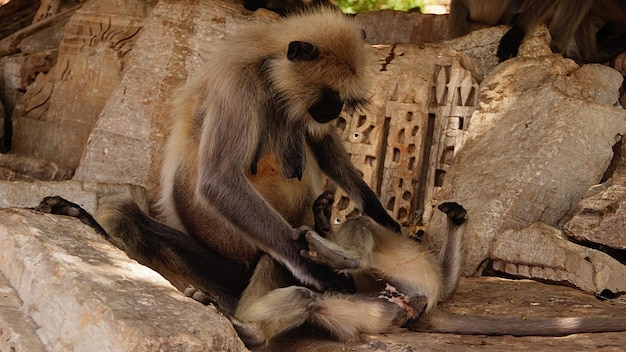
[0,208,247,352]
[0,153,73,181]
[491,222,626,294]
[564,168,626,250]
[0,180,148,214]
[427,53,626,276]
[0,271,46,352]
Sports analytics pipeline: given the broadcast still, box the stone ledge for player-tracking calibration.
[0,208,247,352]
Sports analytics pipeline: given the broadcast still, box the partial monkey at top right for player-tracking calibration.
[449,0,626,64]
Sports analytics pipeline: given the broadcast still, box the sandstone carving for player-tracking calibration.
[331,43,480,226]
[10,0,155,170]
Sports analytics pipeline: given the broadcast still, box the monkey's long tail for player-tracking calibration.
[410,309,626,336]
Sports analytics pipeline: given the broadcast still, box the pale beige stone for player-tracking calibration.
[564,168,626,250]
[0,208,247,352]
[0,271,46,352]
[491,222,626,294]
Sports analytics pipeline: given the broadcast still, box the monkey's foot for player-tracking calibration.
[230,317,265,348]
[293,226,360,270]
[497,26,524,62]
[438,202,467,226]
[35,196,108,237]
[183,286,214,305]
[312,191,334,235]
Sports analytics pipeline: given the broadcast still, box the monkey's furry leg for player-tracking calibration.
[235,239,414,346]
[236,270,413,345]
[437,202,467,302]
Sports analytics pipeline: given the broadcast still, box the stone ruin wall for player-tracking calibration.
[332,44,479,229]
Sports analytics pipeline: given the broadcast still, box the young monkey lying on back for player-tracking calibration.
[231,192,467,343]
[234,192,626,344]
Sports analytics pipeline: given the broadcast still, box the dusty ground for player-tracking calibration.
[260,277,626,351]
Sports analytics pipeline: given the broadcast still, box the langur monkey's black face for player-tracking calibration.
[287,40,352,124]
[287,38,365,123]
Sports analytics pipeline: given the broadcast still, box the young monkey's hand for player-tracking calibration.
[292,226,360,270]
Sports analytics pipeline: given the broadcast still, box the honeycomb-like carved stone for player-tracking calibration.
[331,44,479,227]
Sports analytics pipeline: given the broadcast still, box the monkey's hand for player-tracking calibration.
[497,26,525,62]
[292,226,360,270]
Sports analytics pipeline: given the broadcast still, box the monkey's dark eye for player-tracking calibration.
[360,29,367,40]
[287,41,319,62]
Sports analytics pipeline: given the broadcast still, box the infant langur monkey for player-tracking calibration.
[239,192,626,343]
[233,192,467,343]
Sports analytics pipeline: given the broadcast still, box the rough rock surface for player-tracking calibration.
[564,167,626,250]
[426,53,626,275]
[491,222,626,294]
[0,208,247,352]
[440,24,553,81]
[0,271,46,352]
[0,153,73,181]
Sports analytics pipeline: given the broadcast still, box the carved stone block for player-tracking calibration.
[332,43,479,226]
[11,0,155,170]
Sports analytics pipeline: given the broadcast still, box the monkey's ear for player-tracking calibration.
[287,41,319,62]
